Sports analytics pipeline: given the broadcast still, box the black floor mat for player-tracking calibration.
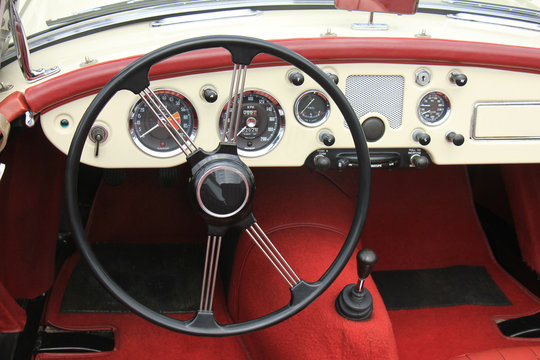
[372,265,511,310]
[60,243,205,313]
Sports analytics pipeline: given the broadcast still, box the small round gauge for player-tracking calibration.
[220,90,285,157]
[294,90,330,127]
[129,89,197,157]
[418,91,451,125]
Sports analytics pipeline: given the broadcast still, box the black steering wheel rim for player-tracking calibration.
[65,35,371,336]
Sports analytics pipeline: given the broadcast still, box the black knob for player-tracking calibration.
[314,154,331,170]
[202,88,218,103]
[320,131,335,146]
[410,154,429,169]
[357,249,377,280]
[450,72,467,87]
[447,132,465,146]
[337,158,349,170]
[413,130,431,146]
[327,73,339,85]
[288,71,304,86]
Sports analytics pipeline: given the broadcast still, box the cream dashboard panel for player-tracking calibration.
[40,63,540,168]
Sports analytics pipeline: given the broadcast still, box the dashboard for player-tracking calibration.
[39,60,540,169]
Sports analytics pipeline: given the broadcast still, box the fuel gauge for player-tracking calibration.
[294,90,330,127]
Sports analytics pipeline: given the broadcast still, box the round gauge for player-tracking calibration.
[294,90,330,127]
[220,90,285,157]
[418,91,451,125]
[129,89,197,157]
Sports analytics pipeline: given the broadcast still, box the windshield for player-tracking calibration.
[16,0,540,37]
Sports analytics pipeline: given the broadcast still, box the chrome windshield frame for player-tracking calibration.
[2,0,540,66]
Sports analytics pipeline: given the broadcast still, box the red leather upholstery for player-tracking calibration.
[452,346,540,360]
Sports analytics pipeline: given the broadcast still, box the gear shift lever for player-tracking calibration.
[335,248,377,321]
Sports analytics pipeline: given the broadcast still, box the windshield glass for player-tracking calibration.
[15,0,540,37]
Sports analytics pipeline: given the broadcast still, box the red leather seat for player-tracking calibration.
[452,346,540,360]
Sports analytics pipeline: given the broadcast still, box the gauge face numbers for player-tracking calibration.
[129,90,197,157]
[220,90,285,157]
[294,90,330,127]
[418,91,451,125]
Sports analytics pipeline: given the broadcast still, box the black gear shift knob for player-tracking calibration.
[357,248,377,280]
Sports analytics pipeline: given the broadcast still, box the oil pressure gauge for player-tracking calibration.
[418,91,450,126]
[294,90,330,127]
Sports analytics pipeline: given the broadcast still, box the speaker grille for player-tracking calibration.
[345,75,404,129]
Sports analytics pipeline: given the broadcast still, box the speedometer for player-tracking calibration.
[220,90,285,157]
[418,91,450,125]
[129,89,197,157]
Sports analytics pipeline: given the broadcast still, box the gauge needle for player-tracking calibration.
[237,126,247,136]
[300,98,315,114]
[140,123,160,138]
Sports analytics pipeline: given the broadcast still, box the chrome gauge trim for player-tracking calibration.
[196,165,250,219]
[294,90,331,127]
[128,89,198,158]
[219,89,285,158]
[417,91,451,126]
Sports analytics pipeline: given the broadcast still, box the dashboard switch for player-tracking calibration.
[90,126,107,157]
[410,154,429,169]
[413,130,431,146]
[446,131,465,146]
[319,131,335,146]
[450,71,468,86]
[202,88,218,103]
[288,71,304,86]
[314,154,331,170]
[327,72,339,84]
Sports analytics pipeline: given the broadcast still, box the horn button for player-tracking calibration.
[190,151,255,227]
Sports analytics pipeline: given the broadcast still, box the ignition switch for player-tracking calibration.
[89,126,108,157]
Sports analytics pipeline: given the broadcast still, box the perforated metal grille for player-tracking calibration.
[345,75,404,129]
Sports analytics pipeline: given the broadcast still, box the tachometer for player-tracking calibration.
[418,91,450,125]
[220,90,285,157]
[129,89,197,157]
[294,90,330,127]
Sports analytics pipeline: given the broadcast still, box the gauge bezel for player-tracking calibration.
[219,89,285,158]
[417,91,451,126]
[294,90,331,127]
[128,88,198,158]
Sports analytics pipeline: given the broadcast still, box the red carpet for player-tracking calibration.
[361,166,540,360]
[37,166,540,360]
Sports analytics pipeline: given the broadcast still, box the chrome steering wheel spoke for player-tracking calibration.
[138,87,198,156]
[222,63,248,143]
[245,222,301,288]
[199,234,223,312]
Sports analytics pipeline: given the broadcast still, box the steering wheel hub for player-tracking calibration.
[196,164,251,219]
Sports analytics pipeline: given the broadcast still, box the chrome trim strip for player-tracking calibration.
[419,1,540,24]
[2,1,334,64]
[151,9,261,27]
[4,1,540,64]
[471,101,540,140]
[448,12,540,32]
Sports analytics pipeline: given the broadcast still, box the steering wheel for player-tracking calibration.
[65,35,371,336]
